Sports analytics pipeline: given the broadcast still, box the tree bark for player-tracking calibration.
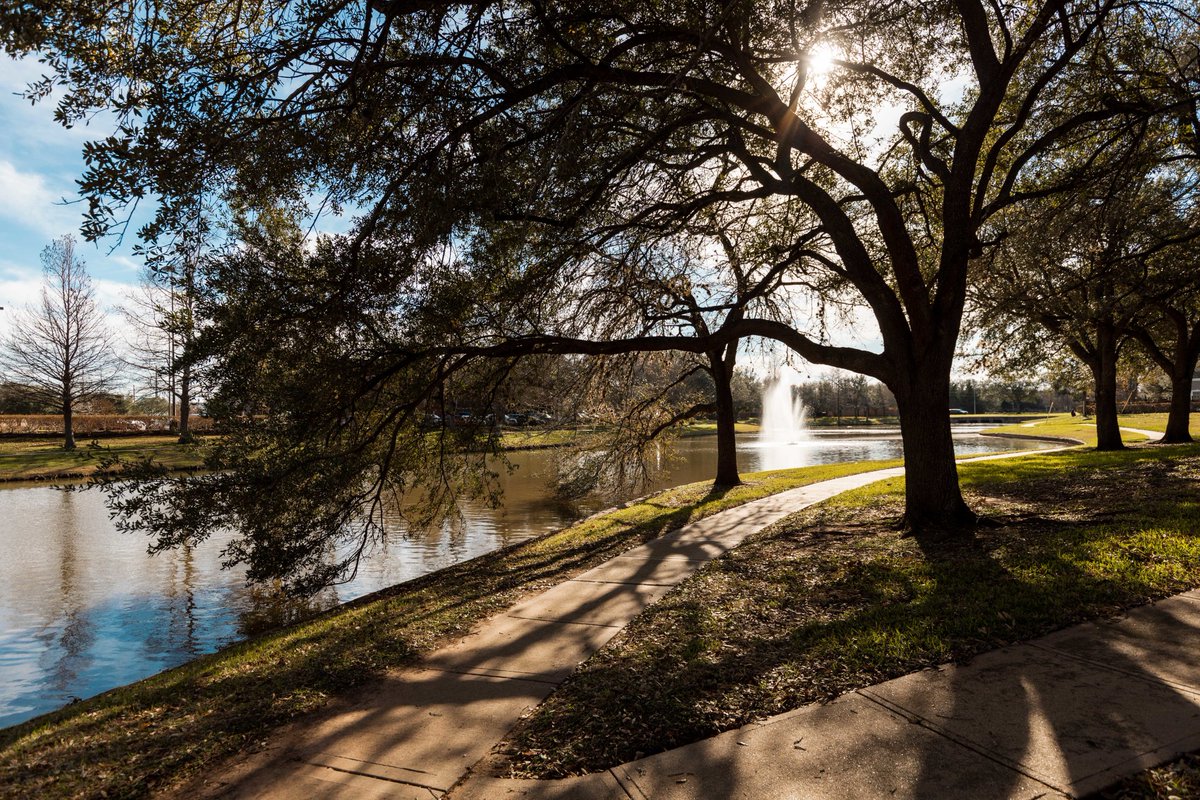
[891,357,975,535]
[63,393,76,451]
[1164,368,1195,443]
[708,344,741,488]
[177,364,193,444]
[1091,323,1124,451]
[1130,315,1199,445]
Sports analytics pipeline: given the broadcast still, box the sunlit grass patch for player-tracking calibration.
[985,411,1200,447]
[1115,411,1200,438]
[0,436,208,481]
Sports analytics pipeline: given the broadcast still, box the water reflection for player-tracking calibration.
[0,430,1052,728]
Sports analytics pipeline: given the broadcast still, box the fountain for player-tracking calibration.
[759,367,808,445]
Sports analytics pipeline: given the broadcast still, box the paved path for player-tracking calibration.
[194,467,906,799]
[196,445,1200,800]
[1121,426,1164,442]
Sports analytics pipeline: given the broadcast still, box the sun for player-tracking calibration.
[806,42,840,78]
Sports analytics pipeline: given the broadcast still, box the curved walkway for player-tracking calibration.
[1121,426,1165,442]
[452,588,1200,800]
[194,447,1200,800]
[192,466,906,799]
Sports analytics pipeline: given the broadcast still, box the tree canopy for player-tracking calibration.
[5,0,1197,588]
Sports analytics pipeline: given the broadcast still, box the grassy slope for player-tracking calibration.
[0,459,897,800]
[1,421,750,479]
[498,445,1200,778]
[497,428,584,449]
[678,422,762,435]
[0,437,207,481]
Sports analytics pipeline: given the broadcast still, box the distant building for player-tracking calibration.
[1194,370,1200,400]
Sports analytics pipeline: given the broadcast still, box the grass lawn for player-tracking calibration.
[497,428,585,450]
[0,458,898,799]
[500,421,763,450]
[1115,412,1200,438]
[0,436,208,481]
[982,412,1200,446]
[678,421,762,435]
[496,444,1200,779]
[806,415,898,426]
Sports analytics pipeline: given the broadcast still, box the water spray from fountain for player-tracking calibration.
[759,366,809,445]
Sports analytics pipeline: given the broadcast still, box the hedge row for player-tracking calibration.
[0,414,217,435]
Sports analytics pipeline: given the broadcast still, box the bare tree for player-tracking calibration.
[1,236,119,449]
[121,265,199,443]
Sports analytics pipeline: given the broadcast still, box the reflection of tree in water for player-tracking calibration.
[238,580,338,637]
[152,543,201,659]
[42,489,95,696]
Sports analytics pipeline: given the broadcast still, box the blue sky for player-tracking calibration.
[0,55,147,337]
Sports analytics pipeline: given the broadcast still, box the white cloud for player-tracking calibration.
[1,55,114,144]
[0,159,80,236]
[0,260,137,349]
[0,54,52,94]
[108,255,143,274]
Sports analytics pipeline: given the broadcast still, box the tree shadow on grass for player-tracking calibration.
[502,505,1200,799]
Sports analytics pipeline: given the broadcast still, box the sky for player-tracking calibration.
[0,55,146,339]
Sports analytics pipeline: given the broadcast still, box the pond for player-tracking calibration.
[0,428,1054,728]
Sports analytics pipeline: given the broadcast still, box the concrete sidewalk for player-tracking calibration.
[194,467,905,799]
[452,591,1200,800]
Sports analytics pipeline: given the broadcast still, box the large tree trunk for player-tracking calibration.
[1091,323,1124,451]
[1163,367,1195,444]
[1160,322,1198,444]
[709,344,741,488]
[1129,315,1197,445]
[177,364,193,444]
[62,394,76,451]
[891,360,975,535]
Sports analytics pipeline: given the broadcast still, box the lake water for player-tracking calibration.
[0,428,1052,728]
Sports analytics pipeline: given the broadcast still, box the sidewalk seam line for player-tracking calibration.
[300,758,450,793]
[1066,728,1200,788]
[607,767,640,799]
[855,689,1068,794]
[417,665,562,685]
[568,578,681,588]
[308,751,434,777]
[505,614,623,628]
[610,555,708,563]
[1027,641,1200,696]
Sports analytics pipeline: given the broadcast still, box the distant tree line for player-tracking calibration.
[0,235,203,448]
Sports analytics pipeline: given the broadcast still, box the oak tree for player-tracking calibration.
[4,0,1190,587]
